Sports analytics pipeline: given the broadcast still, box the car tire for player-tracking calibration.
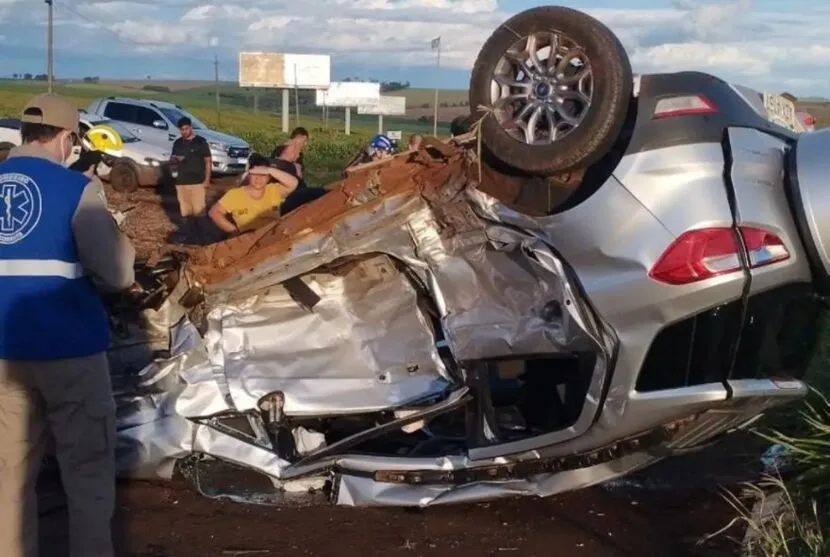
[109,158,140,193]
[0,141,14,162]
[469,6,633,175]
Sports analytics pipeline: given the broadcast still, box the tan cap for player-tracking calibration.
[20,93,79,135]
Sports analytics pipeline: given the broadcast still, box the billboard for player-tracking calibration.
[239,52,331,89]
[315,82,381,107]
[357,95,407,116]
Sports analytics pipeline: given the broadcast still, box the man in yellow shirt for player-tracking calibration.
[209,157,298,234]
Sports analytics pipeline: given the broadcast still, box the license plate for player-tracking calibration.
[237,157,248,164]
[763,92,798,131]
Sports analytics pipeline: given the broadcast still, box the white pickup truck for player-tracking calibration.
[0,114,172,192]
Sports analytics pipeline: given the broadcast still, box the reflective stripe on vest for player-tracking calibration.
[0,259,84,279]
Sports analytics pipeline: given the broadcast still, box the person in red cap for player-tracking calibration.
[0,92,135,557]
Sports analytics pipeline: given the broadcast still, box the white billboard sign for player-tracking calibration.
[357,95,406,116]
[316,81,380,107]
[239,52,331,89]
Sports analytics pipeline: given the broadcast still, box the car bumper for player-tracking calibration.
[332,378,807,506]
[176,377,805,507]
[211,151,249,175]
[98,157,167,188]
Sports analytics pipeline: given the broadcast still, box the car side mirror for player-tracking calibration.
[152,120,168,130]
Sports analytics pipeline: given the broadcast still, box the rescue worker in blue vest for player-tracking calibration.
[0,93,136,557]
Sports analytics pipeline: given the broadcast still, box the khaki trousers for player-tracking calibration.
[0,352,116,557]
[176,184,207,217]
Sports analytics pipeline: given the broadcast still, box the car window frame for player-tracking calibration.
[103,102,138,124]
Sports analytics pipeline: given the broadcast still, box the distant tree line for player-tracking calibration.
[341,77,411,92]
[143,85,171,93]
[11,73,49,81]
[419,101,470,109]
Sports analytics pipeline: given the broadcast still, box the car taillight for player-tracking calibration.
[741,227,790,268]
[653,95,717,119]
[649,226,790,285]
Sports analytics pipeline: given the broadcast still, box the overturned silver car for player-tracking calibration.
[109,6,825,506]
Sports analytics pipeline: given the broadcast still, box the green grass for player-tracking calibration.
[0,80,457,134]
[706,322,830,556]
[0,80,455,185]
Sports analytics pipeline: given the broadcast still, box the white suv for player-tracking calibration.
[85,97,251,175]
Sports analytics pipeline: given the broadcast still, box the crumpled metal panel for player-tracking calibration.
[110,163,615,498]
[411,203,606,360]
[108,271,192,394]
[205,254,451,415]
[112,317,203,480]
[334,452,657,507]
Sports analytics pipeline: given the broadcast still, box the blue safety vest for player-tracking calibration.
[0,155,110,360]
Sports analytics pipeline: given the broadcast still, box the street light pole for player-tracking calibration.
[45,0,53,93]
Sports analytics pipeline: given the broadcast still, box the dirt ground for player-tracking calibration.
[105,175,240,261]
[54,177,757,557]
[36,439,758,557]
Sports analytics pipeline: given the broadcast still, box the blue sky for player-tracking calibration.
[1,0,829,96]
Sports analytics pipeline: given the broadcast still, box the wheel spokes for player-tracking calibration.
[489,29,594,146]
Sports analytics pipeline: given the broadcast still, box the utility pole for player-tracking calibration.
[293,63,300,126]
[431,36,441,137]
[213,53,221,126]
[46,0,54,93]
[281,89,289,132]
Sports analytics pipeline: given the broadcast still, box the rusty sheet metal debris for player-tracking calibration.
[187,140,572,287]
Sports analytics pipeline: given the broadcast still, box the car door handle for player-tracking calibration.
[168,134,176,141]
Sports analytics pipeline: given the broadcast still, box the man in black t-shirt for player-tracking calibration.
[170,117,211,242]
[170,117,211,216]
[271,127,308,176]
[267,127,326,214]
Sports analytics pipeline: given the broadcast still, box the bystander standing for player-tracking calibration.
[0,93,135,557]
[170,117,211,242]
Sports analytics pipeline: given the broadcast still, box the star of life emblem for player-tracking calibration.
[0,172,43,245]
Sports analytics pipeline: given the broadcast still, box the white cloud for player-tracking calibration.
[3,0,830,96]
